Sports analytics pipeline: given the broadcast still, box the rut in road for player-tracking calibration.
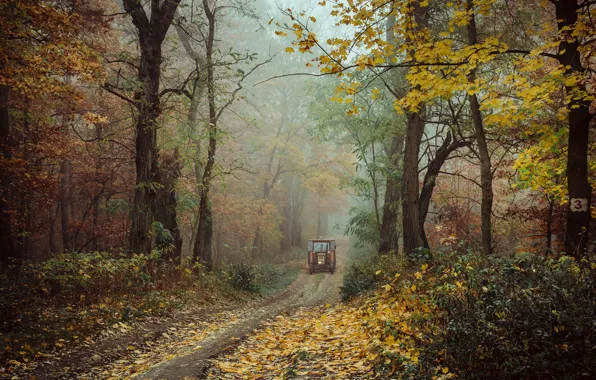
[135,240,348,379]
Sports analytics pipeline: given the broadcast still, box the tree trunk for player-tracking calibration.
[154,149,182,263]
[316,195,322,238]
[554,1,592,257]
[49,202,59,255]
[193,0,217,268]
[401,1,429,255]
[0,84,16,266]
[546,195,554,251]
[292,184,305,247]
[129,40,161,254]
[60,160,72,252]
[251,228,262,261]
[124,0,182,254]
[379,135,403,254]
[322,211,328,237]
[467,0,493,255]
[91,124,103,252]
[280,180,293,253]
[402,111,427,254]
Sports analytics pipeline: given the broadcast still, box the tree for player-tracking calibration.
[186,0,269,267]
[121,0,182,255]
[0,0,106,265]
[551,0,593,256]
[466,0,494,254]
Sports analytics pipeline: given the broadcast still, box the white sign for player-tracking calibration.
[570,198,589,212]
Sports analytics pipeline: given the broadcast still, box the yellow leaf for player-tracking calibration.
[285,47,295,53]
[275,31,288,37]
[371,88,380,100]
[310,16,317,23]
[442,367,449,373]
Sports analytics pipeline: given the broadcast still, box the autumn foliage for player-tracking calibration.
[2,0,596,377]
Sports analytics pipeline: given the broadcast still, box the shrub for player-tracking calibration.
[227,262,260,293]
[364,250,596,379]
[341,260,379,301]
[341,253,403,301]
[436,253,596,379]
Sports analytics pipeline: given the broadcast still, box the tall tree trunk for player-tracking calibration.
[251,228,262,261]
[124,0,182,254]
[316,195,322,238]
[0,85,16,266]
[154,150,182,263]
[322,211,329,237]
[193,0,217,268]
[467,0,493,255]
[379,135,403,254]
[60,160,72,252]
[280,177,294,254]
[402,111,427,254]
[175,17,206,192]
[292,185,305,247]
[554,1,592,257]
[401,1,429,255]
[129,40,161,254]
[49,202,59,255]
[546,195,554,251]
[91,124,103,252]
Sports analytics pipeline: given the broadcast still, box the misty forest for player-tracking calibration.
[2,0,596,378]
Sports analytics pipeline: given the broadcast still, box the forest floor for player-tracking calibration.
[24,241,347,379]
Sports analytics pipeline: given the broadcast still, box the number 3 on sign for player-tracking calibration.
[570,198,588,212]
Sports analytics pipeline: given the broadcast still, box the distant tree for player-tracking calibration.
[0,0,106,265]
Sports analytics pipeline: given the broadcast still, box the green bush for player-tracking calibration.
[435,253,596,379]
[227,262,260,293]
[341,260,379,301]
[373,250,596,379]
[341,253,403,301]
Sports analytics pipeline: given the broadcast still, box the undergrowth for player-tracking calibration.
[0,249,290,369]
[363,250,596,379]
[341,245,404,300]
[0,248,303,369]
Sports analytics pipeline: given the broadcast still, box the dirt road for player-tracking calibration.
[136,241,347,379]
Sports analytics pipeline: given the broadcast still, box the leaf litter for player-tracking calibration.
[208,303,375,379]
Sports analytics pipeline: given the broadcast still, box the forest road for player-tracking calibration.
[138,239,348,379]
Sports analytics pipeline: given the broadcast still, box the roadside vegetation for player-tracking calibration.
[0,249,302,373]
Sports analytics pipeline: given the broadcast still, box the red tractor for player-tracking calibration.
[307,239,336,274]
